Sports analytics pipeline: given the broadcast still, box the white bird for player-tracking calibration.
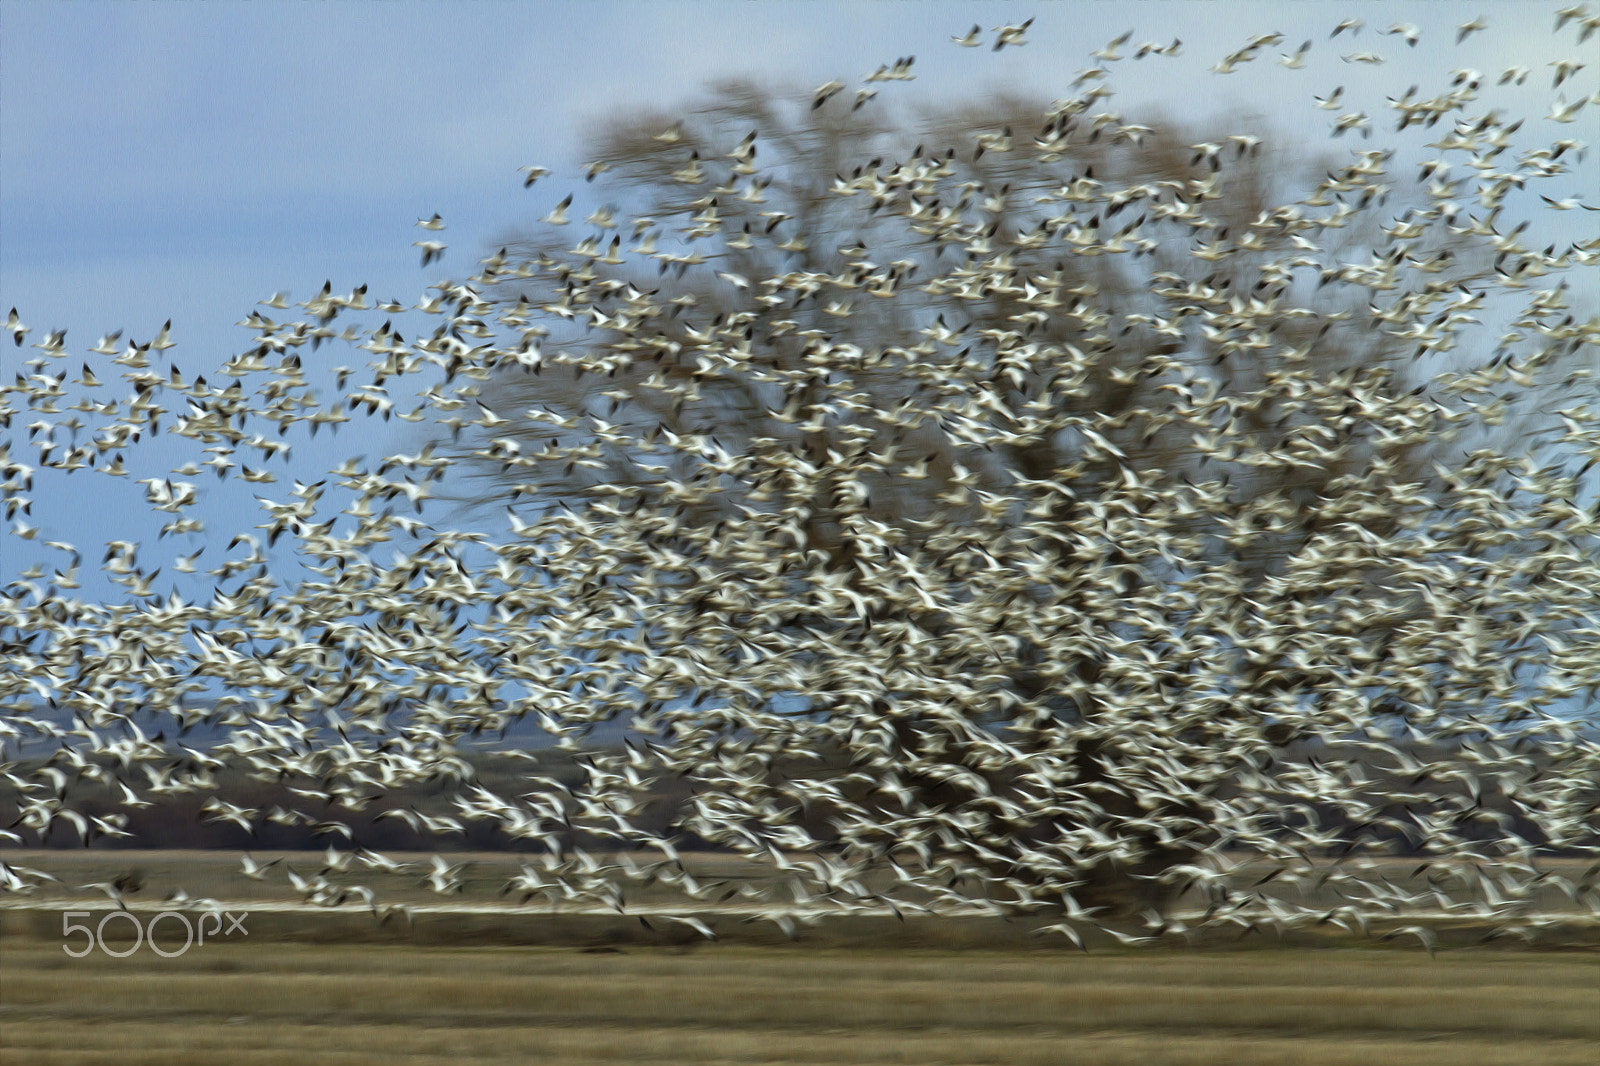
[416,213,445,230]
[1541,194,1599,211]
[1554,4,1591,32]
[992,17,1033,51]
[1189,142,1225,169]
[239,853,280,880]
[951,23,982,47]
[812,80,845,109]
[1278,40,1312,69]
[657,914,717,940]
[543,193,573,226]
[1134,37,1182,58]
[1091,30,1133,63]
[1383,23,1420,47]
[81,881,130,911]
[1380,924,1438,957]
[6,307,27,347]
[425,855,468,895]
[1032,922,1087,950]
[1548,94,1587,122]
[1550,59,1585,88]
[1331,111,1371,138]
[865,56,915,82]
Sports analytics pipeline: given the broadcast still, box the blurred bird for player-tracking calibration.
[812,80,845,109]
[1383,23,1420,47]
[1279,40,1312,68]
[543,194,573,225]
[6,308,28,346]
[992,17,1033,51]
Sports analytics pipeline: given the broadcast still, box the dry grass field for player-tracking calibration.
[2,939,1597,1066]
[3,850,1597,1064]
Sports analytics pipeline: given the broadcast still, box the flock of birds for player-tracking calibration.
[2,9,1599,947]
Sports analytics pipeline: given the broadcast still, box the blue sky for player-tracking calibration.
[2,0,1596,582]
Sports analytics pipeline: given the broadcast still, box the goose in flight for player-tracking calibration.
[1547,94,1587,122]
[1554,4,1590,32]
[1383,23,1420,47]
[993,17,1033,51]
[543,193,573,226]
[1279,40,1312,69]
[1090,30,1133,62]
[812,80,845,109]
[240,853,281,880]
[1550,59,1585,88]
[6,307,27,346]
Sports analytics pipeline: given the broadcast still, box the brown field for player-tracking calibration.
[3,849,1597,1065]
[2,938,1597,1066]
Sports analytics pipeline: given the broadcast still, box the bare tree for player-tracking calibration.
[436,82,1593,915]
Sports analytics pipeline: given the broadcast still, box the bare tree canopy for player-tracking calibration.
[443,82,1599,914]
